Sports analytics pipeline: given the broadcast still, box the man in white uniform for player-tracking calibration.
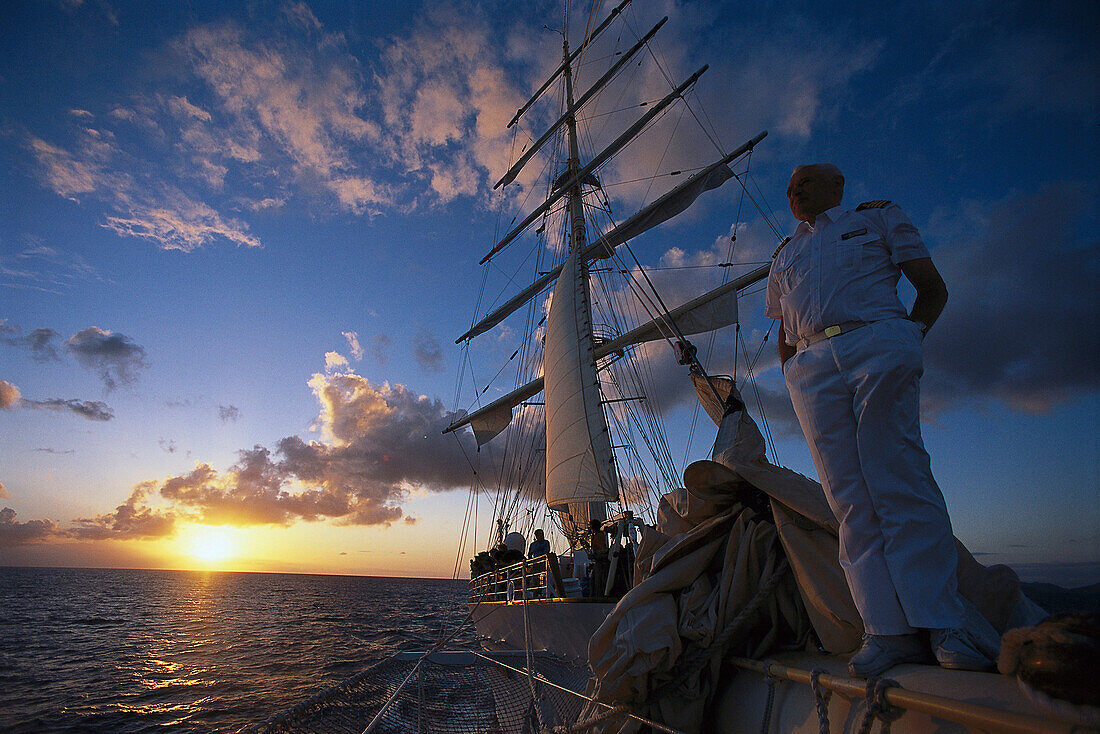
[766,163,990,677]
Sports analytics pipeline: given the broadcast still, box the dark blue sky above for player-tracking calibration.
[0,0,1096,582]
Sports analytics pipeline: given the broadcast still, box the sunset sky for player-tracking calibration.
[1,0,1097,586]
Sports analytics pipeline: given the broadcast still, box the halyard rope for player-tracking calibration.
[810,668,833,734]
[760,667,780,734]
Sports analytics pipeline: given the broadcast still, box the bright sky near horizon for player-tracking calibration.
[1,0,1097,585]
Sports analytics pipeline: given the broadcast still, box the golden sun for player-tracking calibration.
[187,525,239,563]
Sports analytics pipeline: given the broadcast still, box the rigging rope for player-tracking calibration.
[811,668,833,734]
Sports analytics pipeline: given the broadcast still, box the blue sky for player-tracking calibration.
[1,0,1097,585]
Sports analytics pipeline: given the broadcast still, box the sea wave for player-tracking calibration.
[0,567,474,733]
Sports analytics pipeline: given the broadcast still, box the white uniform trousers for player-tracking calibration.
[783,317,964,635]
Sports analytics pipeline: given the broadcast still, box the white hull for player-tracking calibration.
[713,651,1077,733]
[470,599,614,662]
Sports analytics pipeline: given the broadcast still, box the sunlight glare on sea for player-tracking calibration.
[0,567,473,733]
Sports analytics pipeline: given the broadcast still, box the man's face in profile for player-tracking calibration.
[787,166,843,223]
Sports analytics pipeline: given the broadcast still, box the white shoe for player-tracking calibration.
[849,634,929,678]
[931,628,995,671]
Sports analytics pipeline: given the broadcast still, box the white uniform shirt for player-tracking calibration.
[765,203,930,346]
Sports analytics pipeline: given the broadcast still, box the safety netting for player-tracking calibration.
[249,650,592,734]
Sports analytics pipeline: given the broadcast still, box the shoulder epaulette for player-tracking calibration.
[772,236,791,259]
[856,200,891,210]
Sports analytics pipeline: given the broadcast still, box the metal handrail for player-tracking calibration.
[468,555,555,603]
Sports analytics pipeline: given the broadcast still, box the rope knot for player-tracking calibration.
[858,677,904,734]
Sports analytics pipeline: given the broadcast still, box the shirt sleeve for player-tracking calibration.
[764,259,783,319]
[877,204,930,265]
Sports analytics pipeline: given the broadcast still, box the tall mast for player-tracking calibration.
[563,37,587,272]
[543,36,615,546]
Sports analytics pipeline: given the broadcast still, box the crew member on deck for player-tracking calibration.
[528,529,551,558]
[766,163,991,677]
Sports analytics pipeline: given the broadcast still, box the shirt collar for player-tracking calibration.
[816,205,845,225]
[797,205,845,233]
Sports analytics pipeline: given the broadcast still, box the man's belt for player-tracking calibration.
[796,321,868,351]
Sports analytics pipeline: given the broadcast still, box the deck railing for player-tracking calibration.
[468,554,565,603]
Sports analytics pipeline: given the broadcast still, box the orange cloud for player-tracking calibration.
[0,380,20,408]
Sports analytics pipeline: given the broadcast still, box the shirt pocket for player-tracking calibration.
[835,229,878,271]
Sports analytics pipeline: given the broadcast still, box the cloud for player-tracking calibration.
[218,404,240,423]
[175,20,392,214]
[22,398,115,421]
[3,378,114,421]
[0,380,20,408]
[83,370,491,533]
[27,101,260,252]
[0,244,106,294]
[28,136,102,200]
[4,359,548,545]
[922,183,1099,412]
[65,326,148,391]
[373,6,532,203]
[369,334,393,365]
[0,481,7,499]
[158,438,178,454]
[325,351,350,371]
[26,1,873,256]
[0,325,63,362]
[411,330,444,373]
[342,331,363,360]
[70,484,178,540]
[101,190,262,251]
[0,507,64,547]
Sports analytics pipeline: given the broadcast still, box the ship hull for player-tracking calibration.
[470,598,615,662]
[713,651,1077,733]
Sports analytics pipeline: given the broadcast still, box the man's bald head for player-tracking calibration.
[787,163,845,224]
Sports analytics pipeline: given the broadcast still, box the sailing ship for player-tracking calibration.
[255,3,1097,732]
[437,2,1092,731]
[443,0,772,663]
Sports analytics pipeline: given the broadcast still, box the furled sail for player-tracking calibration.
[543,245,618,510]
[506,0,633,128]
[479,66,708,265]
[456,132,767,344]
[494,17,667,189]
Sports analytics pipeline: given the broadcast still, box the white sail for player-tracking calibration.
[544,245,618,510]
[468,403,514,447]
[445,264,769,441]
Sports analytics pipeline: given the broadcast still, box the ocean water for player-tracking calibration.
[0,567,475,733]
